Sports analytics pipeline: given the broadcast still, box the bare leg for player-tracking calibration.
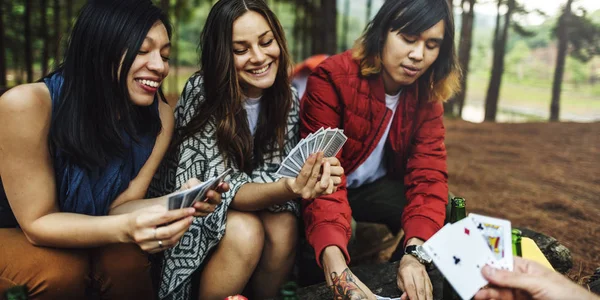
[250,211,298,299]
[197,210,264,300]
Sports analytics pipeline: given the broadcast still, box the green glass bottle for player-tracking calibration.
[4,285,28,300]
[442,197,466,300]
[512,229,522,257]
[280,281,299,300]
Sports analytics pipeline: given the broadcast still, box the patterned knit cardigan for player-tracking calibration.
[148,74,300,299]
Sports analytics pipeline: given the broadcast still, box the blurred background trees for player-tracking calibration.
[0,0,598,122]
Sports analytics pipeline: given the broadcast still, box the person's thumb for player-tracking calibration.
[482,265,540,292]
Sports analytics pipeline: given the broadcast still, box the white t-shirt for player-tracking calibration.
[244,96,262,136]
[346,90,401,188]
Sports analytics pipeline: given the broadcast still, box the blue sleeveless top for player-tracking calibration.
[0,73,158,227]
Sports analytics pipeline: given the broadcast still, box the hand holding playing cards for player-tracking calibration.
[397,251,433,300]
[179,178,230,217]
[283,152,342,199]
[126,205,195,254]
[474,257,600,300]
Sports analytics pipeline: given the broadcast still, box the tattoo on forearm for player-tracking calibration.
[330,268,368,300]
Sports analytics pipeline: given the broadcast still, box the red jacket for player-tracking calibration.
[299,50,448,267]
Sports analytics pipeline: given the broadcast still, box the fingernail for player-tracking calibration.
[188,208,195,214]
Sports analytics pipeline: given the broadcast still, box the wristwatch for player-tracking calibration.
[404,245,432,266]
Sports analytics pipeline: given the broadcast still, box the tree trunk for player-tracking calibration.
[312,0,336,55]
[0,0,6,88]
[160,0,169,14]
[170,0,182,95]
[341,0,350,51]
[41,0,50,76]
[455,0,476,117]
[550,0,573,122]
[24,0,33,82]
[53,0,60,67]
[292,0,300,59]
[484,0,514,122]
[366,0,372,24]
[302,1,312,59]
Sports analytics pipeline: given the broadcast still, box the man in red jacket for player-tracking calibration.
[299,0,461,299]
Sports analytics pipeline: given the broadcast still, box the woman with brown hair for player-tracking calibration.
[149,0,343,299]
[299,0,461,299]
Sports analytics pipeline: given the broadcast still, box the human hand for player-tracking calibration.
[179,178,230,217]
[284,152,342,199]
[126,205,195,254]
[474,256,599,300]
[397,254,432,300]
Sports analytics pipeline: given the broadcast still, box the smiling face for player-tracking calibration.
[232,10,280,98]
[380,20,445,95]
[126,21,171,106]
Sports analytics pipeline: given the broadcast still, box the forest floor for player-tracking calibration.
[351,119,600,283]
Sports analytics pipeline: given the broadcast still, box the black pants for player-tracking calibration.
[348,177,406,235]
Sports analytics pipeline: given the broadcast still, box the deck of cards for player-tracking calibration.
[276,127,347,178]
[167,168,232,210]
[423,213,514,300]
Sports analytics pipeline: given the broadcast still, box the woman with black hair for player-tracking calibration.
[0,0,225,298]
[300,0,461,299]
[149,0,343,299]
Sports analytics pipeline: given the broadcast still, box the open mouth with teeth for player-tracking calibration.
[248,62,272,75]
[136,79,160,88]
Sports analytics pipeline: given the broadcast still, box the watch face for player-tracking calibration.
[416,245,432,264]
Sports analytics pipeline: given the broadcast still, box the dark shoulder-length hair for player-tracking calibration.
[50,0,171,170]
[177,0,293,174]
[352,0,461,102]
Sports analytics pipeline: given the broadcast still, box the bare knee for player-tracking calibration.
[224,210,265,258]
[262,211,298,257]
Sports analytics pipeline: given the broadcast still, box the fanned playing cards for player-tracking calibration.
[275,127,347,178]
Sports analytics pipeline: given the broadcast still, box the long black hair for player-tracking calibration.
[176,0,293,174]
[50,0,172,170]
[353,0,460,101]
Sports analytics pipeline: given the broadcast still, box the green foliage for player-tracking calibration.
[553,7,600,62]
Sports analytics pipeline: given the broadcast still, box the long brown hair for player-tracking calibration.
[176,0,293,174]
[352,0,461,102]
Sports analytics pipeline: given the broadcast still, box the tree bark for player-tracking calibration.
[53,0,60,67]
[160,0,169,14]
[41,0,50,76]
[312,0,336,55]
[302,0,312,59]
[292,0,301,60]
[484,0,514,122]
[0,0,6,88]
[550,0,573,122]
[366,0,372,24]
[24,0,33,82]
[341,0,350,51]
[455,0,476,117]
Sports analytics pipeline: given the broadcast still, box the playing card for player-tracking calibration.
[423,219,499,300]
[469,213,514,271]
[166,183,205,210]
[323,130,348,157]
[374,295,401,300]
[194,168,232,204]
[167,192,185,210]
[275,163,299,178]
[311,127,325,153]
[317,129,336,152]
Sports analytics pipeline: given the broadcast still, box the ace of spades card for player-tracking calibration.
[423,218,499,300]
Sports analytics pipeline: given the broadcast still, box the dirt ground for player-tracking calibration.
[444,119,600,280]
